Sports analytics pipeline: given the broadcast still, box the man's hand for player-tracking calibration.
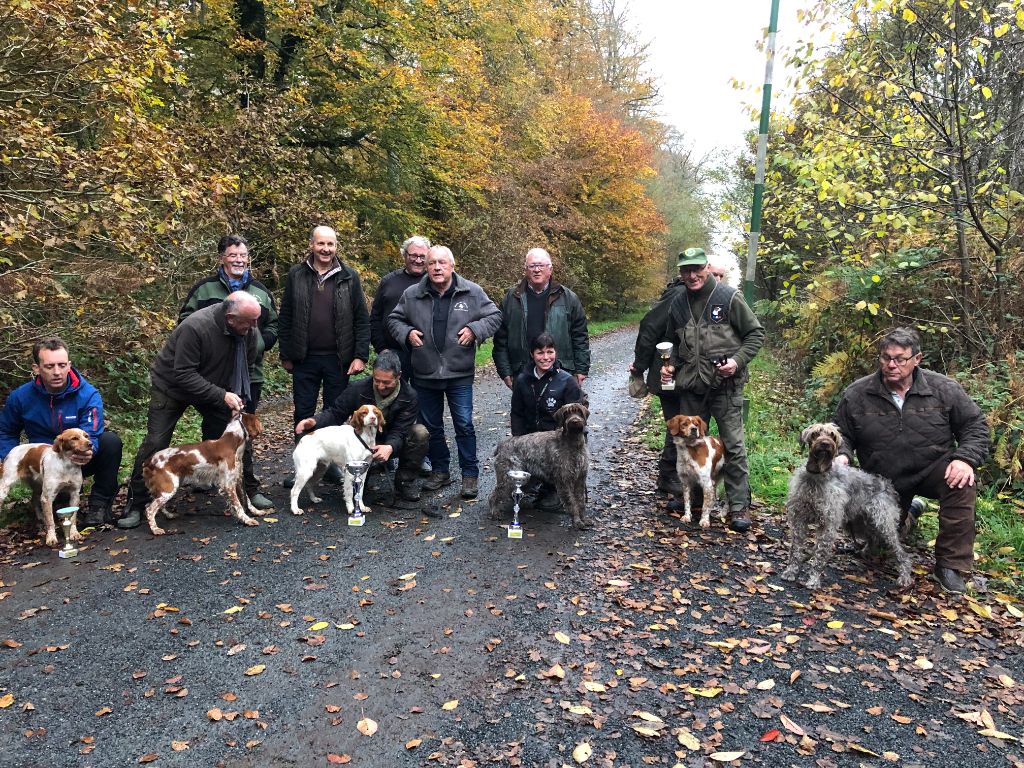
[408,330,424,348]
[660,364,675,384]
[295,418,316,435]
[945,459,975,488]
[70,448,93,466]
[457,327,475,346]
[833,455,850,466]
[576,373,587,385]
[348,359,365,375]
[502,375,513,390]
[281,360,294,373]
[224,392,245,412]
[372,444,393,462]
[714,357,738,377]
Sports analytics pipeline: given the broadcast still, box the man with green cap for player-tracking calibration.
[658,247,765,532]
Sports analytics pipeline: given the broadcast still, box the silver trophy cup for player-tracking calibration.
[345,460,371,526]
[655,342,675,391]
[55,506,79,558]
[507,469,531,539]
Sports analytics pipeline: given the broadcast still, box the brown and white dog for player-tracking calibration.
[667,415,726,528]
[289,405,384,517]
[0,428,93,547]
[142,412,263,535]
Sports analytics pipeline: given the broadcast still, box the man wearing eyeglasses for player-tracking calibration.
[833,327,989,593]
[369,235,431,378]
[492,247,590,390]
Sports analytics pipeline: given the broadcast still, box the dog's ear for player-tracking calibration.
[349,408,365,430]
[827,423,843,449]
[699,417,709,435]
[241,412,262,437]
[53,430,72,454]
[799,425,816,449]
[578,391,590,409]
[666,415,682,436]
[374,406,385,432]
[555,406,567,428]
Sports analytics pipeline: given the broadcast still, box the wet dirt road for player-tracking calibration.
[0,328,644,767]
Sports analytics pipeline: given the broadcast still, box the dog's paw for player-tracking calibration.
[69,526,82,542]
[780,566,800,581]
[44,532,59,548]
[307,492,322,504]
[242,517,259,527]
[680,513,692,524]
[802,575,822,590]
[291,508,305,516]
[150,525,167,536]
[699,517,711,529]
[572,517,594,530]
[896,574,913,589]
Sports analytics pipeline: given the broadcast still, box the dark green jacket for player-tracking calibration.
[834,368,989,497]
[663,277,764,393]
[492,279,590,378]
[178,270,278,384]
[278,256,370,367]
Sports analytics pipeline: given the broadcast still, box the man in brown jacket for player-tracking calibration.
[834,327,989,593]
[118,293,261,528]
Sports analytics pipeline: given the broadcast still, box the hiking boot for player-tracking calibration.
[249,493,275,511]
[117,505,143,529]
[79,502,107,528]
[282,476,295,489]
[395,476,421,502]
[419,459,432,478]
[656,475,683,495]
[900,497,926,541]
[933,564,966,594]
[422,472,452,491]
[727,507,753,533]
[461,475,478,499]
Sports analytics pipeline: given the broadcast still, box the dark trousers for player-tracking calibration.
[657,394,680,480]
[417,382,478,477]
[291,354,348,424]
[898,460,977,572]
[395,424,430,480]
[127,387,232,506]
[82,431,123,505]
[674,386,751,512]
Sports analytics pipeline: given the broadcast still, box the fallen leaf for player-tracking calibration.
[573,742,593,762]
[207,708,224,721]
[226,644,246,656]
[998,674,1015,688]
[687,686,722,698]
[761,728,782,742]
[633,710,664,723]
[543,663,566,680]
[2,639,22,648]
[583,681,606,693]
[138,754,159,764]
[913,657,933,670]
[357,717,378,736]
[632,725,661,737]
[677,729,700,750]
[826,620,844,629]
[170,741,189,751]
[405,738,422,750]
[399,572,417,580]
[223,606,243,615]
[95,706,112,716]
[442,700,459,710]
[710,750,746,761]
[569,705,592,715]
[554,631,571,645]
[244,664,265,676]
[326,754,351,764]
[308,621,329,631]
[780,713,805,736]
[756,678,775,690]
[0,693,15,708]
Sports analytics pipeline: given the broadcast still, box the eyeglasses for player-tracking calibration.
[526,264,551,271]
[679,265,706,275]
[879,354,917,366]
[406,253,428,261]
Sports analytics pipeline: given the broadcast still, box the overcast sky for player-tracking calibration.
[628,1,815,159]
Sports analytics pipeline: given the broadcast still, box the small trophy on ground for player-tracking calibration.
[345,460,370,526]
[656,342,675,391]
[55,506,79,558]
[507,469,531,539]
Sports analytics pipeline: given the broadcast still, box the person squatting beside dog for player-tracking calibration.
[178,234,279,511]
[0,338,123,528]
[509,332,584,512]
[833,327,989,594]
[294,350,429,503]
[659,247,765,533]
[119,292,262,529]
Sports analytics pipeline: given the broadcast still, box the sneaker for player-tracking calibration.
[656,475,683,495]
[422,472,452,491]
[933,564,966,594]
[117,506,143,529]
[727,507,752,533]
[249,493,275,511]
[461,476,478,499]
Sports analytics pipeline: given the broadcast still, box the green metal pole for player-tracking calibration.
[745,0,781,305]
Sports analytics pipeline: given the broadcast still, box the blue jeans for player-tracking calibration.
[291,353,348,425]
[416,383,477,477]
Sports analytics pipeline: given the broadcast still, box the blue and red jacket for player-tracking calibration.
[0,368,104,460]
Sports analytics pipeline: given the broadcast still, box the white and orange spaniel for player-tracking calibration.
[289,405,383,517]
[667,414,726,529]
[142,412,263,535]
[0,427,93,547]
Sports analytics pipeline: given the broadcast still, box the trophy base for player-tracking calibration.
[347,515,366,527]
[507,525,523,539]
[661,382,676,391]
[59,548,79,559]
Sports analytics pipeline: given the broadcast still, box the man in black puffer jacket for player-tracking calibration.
[834,327,989,594]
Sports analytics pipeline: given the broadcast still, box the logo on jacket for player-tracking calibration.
[453,301,470,312]
[709,304,727,323]
[545,397,558,410]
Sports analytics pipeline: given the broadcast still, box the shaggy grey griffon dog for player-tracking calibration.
[782,423,913,589]
[488,402,591,529]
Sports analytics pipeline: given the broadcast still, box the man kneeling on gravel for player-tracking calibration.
[294,350,429,503]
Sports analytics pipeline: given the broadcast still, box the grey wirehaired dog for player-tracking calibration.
[782,423,913,589]
[488,402,591,529]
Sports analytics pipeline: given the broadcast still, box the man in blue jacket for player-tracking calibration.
[0,338,123,526]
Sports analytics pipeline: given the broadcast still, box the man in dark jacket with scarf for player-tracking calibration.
[295,350,429,502]
[493,247,590,388]
[178,234,278,509]
[278,225,370,432]
[387,245,502,500]
[0,338,123,527]
[659,247,765,533]
[118,293,261,529]
[369,235,431,379]
[834,327,989,593]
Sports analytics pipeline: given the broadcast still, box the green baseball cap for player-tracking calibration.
[676,247,707,267]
